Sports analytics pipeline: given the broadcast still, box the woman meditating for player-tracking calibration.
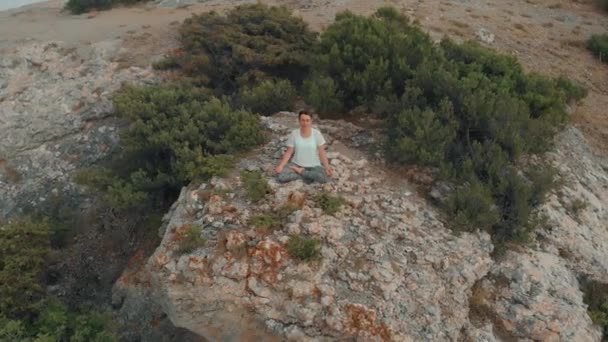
[275,110,333,184]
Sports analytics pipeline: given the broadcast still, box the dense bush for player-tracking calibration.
[177,4,318,94]
[0,218,52,321]
[581,278,608,338]
[302,75,344,114]
[310,7,441,109]
[65,0,148,14]
[0,219,116,340]
[314,7,585,245]
[0,300,117,341]
[78,82,265,210]
[238,79,297,115]
[588,34,608,63]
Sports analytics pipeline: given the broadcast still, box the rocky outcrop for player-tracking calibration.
[115,113,608,341]
[0,40,156,220]
[115,113,495,341]
[0,39,200,341]
[540,128,608,279]
[470,250,601,341]
[463,127,608,341]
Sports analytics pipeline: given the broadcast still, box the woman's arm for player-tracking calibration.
[275,147,294,173]
[318,145,333,177]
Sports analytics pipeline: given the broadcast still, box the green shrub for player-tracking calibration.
[314,192,345,215]
[286,236,321,261]
[0,218,52,321]
[580,278,608,338]
[176,225,206,254]
[0,316,28,341]
[36,299,117,342]
[384,100,458,166]
[313,7,441,109]
[78,82,265,210]
[446,180,500,233]
[238,79,296,115]
[74,167,149,210]
[65,0,112,13]
[0,300,117,342]
[311,7,578,245]
[588,34,608,63]
[302,75,344,114]
[555,76,588,102]
[152,56,181,71]
[178,4,318,94]
[241,170,271,202]
[65,0,149,14]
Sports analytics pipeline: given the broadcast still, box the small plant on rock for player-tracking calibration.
[569,198,588,217]
[287,235,321,261]
[241,170,271,202]
[176,225,206,254]
[276,203,298,221]
[314,192,345,215]
[210,187,231,199]
[250,213,281,231]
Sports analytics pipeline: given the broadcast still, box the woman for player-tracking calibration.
[275,110,333,183]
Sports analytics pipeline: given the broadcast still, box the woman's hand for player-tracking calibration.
[325,165,333,177]
[275,165,284,174]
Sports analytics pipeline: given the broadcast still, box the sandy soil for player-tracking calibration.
[1,0,606,154]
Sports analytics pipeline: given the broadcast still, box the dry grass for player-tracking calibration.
[513,23,527,31]
[449,19,470,29]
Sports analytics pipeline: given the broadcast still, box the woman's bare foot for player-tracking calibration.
[289,165,304,174]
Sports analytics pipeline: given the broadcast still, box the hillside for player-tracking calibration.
[1,0,607,341]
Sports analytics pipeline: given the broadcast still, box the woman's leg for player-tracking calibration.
[301,166,328,184]
[277,164,302,183]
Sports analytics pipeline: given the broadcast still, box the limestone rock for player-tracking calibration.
[116,119,608,341]
[126,115,498,341]
[0,41,156,219]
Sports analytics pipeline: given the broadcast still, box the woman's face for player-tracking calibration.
[299,114,312,129]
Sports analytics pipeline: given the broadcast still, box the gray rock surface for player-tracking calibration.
[472,250,601,341]
[0,40,156,220]
[116,114,608,341]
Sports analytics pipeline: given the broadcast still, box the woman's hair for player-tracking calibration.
[298,110,310,119]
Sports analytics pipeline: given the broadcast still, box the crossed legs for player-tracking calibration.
[277,163,328,184]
